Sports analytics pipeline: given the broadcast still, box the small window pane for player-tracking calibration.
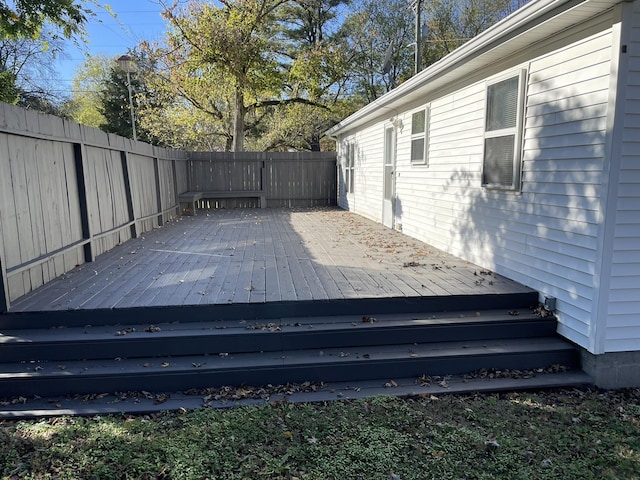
[384,165,393,200]
[411,138,425,163]
[412,110,425,135]
[484,135,515,186]
[486,76,519,131]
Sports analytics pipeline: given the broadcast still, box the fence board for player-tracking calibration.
[7,135,36,267]
[129,153,159,219]
[182,152,337,209]
[0,134,20,272]
[36,141,63,255]
[63,146,83,243]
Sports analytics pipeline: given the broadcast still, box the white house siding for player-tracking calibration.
[343,19,616,351]
[338,126,385,222]
[604,1,640,352]
[518,29,613,349]
[395,86,486,252]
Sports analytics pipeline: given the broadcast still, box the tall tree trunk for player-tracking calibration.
[232,86,246,152]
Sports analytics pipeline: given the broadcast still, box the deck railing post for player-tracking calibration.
[73,142,95,263]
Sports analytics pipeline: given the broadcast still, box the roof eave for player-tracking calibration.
[326,0,615,137]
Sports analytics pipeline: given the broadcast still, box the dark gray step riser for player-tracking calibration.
[0,319,558,362]
[1,349,580,398]
[0,292,539,329]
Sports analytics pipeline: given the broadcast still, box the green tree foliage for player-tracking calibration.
[61,54,110,127]
[254,97,357,151]
[264,0,353,150]
[0,29,64,106]
[160,0,292,152]
[136,64,230,151]
[0,1,98,112]
[422,0,522,66]
[0,69,17,102]
[340,0,414,102]
[0,0,91,40]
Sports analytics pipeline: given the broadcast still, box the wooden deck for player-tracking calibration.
[8,208,533,313]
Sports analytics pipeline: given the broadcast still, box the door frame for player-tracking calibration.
[382,125,396,229]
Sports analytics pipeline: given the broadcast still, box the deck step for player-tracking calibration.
[0,292,540,329]
[0,371,593,419]
[0,309,556,362]
[0,295,590,411]
[0,337,580,397]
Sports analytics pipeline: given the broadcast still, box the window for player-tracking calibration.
[344,142,355,194]
[482,70,526,190]
[411,107,429,165]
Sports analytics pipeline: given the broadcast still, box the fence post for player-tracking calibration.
[0,254,8,313]
[73,143,95,262]
[153,157,164,226]
[120,151,138,239]
[0,180,7,310]
[187,153,193,192]
[171,158,179,215]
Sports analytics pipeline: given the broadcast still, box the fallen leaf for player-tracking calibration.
[485,439,500,450]
[154,394,169,404]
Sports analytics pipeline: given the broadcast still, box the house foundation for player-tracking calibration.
[581,350,640,389]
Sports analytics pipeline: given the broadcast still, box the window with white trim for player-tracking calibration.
[344,142,355,194]
[482,70,526,190]
[410,107,429,165]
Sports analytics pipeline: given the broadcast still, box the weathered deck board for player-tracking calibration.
[8,208,534,313]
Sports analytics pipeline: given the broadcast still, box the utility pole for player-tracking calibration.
[411,0,423,75]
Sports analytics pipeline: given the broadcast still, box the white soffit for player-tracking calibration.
[327,0,622,136]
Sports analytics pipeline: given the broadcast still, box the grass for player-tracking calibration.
[1,388,639,479]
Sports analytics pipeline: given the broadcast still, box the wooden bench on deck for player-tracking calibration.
[179,190,266,214]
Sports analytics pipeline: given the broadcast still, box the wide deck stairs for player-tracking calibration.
[0,292,591,417]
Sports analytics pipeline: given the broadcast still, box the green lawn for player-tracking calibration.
[1,389,639,479]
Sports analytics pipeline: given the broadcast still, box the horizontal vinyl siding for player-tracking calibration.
[505,30,612,348]
[338,126,385,223]
[393,28,614,350]
[396,85,485,252]
[605,2,640,353]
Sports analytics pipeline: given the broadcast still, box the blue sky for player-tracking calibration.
[54,0,169,95]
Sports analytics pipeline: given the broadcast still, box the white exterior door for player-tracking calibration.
[382,126,396,228]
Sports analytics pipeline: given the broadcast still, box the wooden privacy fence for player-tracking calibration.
[0,103,337,311]
[0,103,188,311]
[187,151,337,209]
